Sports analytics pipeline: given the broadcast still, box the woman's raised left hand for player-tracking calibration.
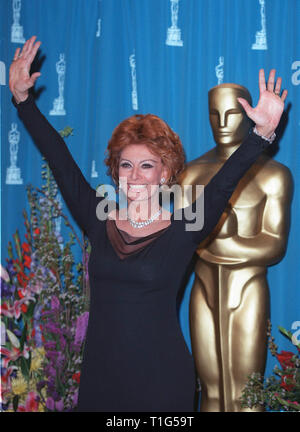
[237,69,287,138]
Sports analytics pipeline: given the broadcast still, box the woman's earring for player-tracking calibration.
[160,177,165,185]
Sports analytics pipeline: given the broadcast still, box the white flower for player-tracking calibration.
[0,264,10,282]
[6,329,20,349]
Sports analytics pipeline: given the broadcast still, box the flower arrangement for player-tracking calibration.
[1,127,90,412]
[241,321,300,412]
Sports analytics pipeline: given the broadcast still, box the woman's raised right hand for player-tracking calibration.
[9,36,42,104]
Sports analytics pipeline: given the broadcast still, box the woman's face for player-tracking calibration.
[118,143,168,203]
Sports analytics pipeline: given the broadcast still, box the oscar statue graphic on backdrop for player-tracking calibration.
[166,0,183,47]
[129,53,138,111]
[50,54,66,116]
[0,61,6,86]
[252,0,268,50]
[96,0,101,38]
[91,160,99,178]
[178,84,293,411]
[6,123,23,185]
[215,57,224,85]
[96,19,101,38]
[11,0,25,44]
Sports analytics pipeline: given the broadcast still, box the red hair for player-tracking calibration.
[105,114,185,186]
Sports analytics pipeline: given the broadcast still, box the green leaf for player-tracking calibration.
[13,230,22,261]
[7,241,13,259]
[20,323,27,352]
[59,126,74,138]
[278,326,292,341]
[26,301,36,320]
[13,395,19,412]
[20,356,30,380]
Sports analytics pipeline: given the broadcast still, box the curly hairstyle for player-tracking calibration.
[105,114,185,186]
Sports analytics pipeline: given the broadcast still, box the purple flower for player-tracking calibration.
[51,296,61,311]
[45,364,57,378]
[34,325,43,347]
[55,399,64,411]
[46,397,55,411]
[72,389,79,406]
[71,342,81,353]
[74,312,89,346]
[0,280,16,298]
[0,401,10,411]
[36,380,47,391]
[33,304,43,321]
[46,351,59,362]
[84,252,89,283]
[44,341,57,350]
[6,260,15,275]
[56,352,65,370]
[52,391,60,402]
[45,321,62,335]
[12,328,22,338]
[59,335,66,350]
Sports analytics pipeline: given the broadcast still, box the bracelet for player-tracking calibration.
[253,126,276,144]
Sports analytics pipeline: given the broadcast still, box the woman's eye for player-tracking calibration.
[120,162,131,168]
[141,164,153,169]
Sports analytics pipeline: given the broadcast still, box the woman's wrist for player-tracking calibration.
[253,126,276,144]
[12,91,29,104]
[254,125,275,139]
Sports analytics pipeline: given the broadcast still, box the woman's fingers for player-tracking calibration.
[260,68,287,101]
[13,36,39,64]
[9,36,41,102]
[274,77,288,102]
[237,97,254,117]
[20,38,30,57]
[13,47,21,61]
[22,36,35,55]
[274,77,282,95]
[26,36,37,57]
[28,72,41,87]
[267,69,276,92]
[28,40,41,64]
[258,69,266,95]
[281,89,288,102]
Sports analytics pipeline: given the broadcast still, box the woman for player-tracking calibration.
[9,36,287,412]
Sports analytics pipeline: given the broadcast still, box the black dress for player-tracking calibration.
[13,95,270,412]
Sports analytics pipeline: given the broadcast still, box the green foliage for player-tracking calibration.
[241,321,300,412]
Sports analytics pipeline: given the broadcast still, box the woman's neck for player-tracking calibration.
[127,196,161,222]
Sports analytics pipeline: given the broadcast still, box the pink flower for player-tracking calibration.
[25,391,39,411]
[17,392,40,412]
[1,366,18,403]
[0,345,30,368]
[1,297,35,320]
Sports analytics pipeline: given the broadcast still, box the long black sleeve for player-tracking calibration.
[12,94,98,235]
[177,131,271,246]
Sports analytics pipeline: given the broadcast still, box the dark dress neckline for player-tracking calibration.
[106,218,171,259]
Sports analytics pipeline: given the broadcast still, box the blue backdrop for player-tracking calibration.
[1,0,300,384]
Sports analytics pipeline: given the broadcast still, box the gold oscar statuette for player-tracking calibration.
[178,84,293,411]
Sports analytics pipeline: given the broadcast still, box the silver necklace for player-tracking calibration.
[128,209,162,229]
